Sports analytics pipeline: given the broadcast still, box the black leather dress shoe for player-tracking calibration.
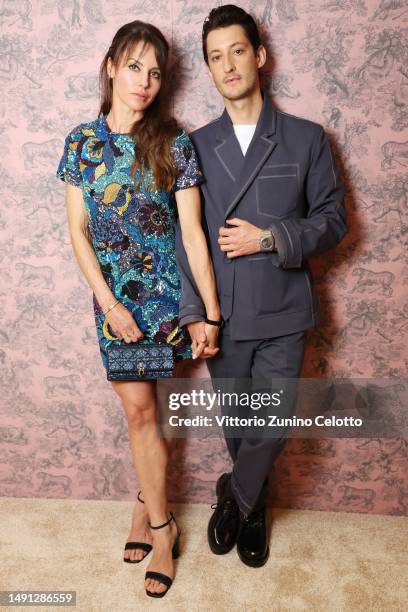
[237,506,269,567]
[207,473,240,555]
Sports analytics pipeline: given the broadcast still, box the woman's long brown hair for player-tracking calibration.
[99,21,179,192]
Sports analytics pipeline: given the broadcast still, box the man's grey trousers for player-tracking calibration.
[206,322,307,515]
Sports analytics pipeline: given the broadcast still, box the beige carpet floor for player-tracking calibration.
[0,497,407,612]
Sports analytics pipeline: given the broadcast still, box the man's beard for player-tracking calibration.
[219,77,257,102]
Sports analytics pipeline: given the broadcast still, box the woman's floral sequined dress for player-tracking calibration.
[56,116,202,369]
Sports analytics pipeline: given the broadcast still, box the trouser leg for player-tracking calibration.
[206,324,255,462]
[230,331,307,515]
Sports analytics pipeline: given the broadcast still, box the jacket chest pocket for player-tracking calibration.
[256,163,299,219]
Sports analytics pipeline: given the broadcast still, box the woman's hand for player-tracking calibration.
[105,303,144,343]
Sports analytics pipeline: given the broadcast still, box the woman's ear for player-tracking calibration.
[107,57,115,79]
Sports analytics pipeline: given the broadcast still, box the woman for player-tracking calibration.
[56,21,221,598]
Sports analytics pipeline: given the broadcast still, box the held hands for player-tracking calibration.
[187,321,220,360]
[105,305,219,358]
[203,322,220,358]
[104,303,144,343]
[218,218,263,258]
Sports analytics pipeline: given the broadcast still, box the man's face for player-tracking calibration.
[205,24,265,101]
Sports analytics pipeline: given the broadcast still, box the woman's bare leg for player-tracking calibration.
[111,379,177,594]
[123,493,151,562]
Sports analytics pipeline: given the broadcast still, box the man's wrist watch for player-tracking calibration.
[259,229,275,252]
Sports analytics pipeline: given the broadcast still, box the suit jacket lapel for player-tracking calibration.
[213,108,245,185]
[214,94,278,220]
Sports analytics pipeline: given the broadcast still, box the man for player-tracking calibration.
[176,5,347,567]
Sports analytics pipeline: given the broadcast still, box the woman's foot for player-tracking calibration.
[123,497,153,562]
[144,516,179,595]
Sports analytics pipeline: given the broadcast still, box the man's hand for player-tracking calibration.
[186,321,219,359]
[218,218,263,258]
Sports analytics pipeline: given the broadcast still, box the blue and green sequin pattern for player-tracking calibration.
[56,115,202,369]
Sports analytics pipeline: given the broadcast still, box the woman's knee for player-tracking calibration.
[110,381,156,431]
[123,398,156,431]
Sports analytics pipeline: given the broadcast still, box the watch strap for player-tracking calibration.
[205,317,224,327]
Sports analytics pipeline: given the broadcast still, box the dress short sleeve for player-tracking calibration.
[172,130,203,192]
[56,127,83,187]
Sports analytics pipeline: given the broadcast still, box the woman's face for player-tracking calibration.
[107,41,162,115]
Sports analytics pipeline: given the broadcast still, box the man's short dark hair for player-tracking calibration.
[202,4,261,65]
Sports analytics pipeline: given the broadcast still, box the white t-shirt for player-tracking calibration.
[233,124,257,155]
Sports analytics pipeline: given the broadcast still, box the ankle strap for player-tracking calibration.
[148,512,174,530]
[137,490,145,504]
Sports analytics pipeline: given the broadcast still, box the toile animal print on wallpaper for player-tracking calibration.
[0,0,407,515]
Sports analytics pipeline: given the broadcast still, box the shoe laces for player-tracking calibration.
[211,497,237,510]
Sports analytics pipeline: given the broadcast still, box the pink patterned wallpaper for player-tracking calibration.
[0,1,407,515]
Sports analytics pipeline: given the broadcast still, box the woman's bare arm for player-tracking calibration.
[66,183,115,311]
[65,183,142,342]
[175,185,221,357]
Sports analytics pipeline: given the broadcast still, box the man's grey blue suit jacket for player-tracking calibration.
[176,94,347,340]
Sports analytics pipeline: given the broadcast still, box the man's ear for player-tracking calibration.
[256,45,266,70]
[107,57,116,79]
[207,65,214,82]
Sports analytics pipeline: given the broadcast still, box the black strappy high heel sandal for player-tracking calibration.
[123,490,153,564]
[144,512,180,598]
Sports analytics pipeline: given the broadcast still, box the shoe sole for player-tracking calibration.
[237,546,270,568]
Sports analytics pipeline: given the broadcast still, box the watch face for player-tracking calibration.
[260,236,273,250]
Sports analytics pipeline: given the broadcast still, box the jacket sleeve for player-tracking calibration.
[175,218,206,328]
[270,126,347,269]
